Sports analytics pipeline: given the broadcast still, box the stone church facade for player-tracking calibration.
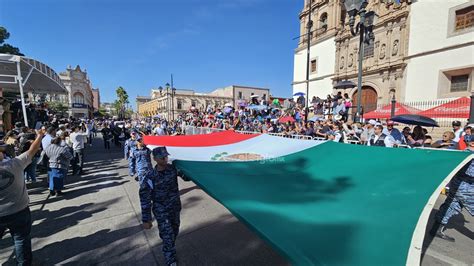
[293,0,474,114]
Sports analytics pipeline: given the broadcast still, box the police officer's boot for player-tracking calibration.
[429,222,455,242]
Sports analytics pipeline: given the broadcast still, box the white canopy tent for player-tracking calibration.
[0,53,68,127]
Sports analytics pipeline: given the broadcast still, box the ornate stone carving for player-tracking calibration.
[379,44,386,59]
[392,40,399,56]
[348,54,354,67]
[340,56,345,69]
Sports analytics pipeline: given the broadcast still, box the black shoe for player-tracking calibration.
[56,191,65,196]
[134,176,139,182]
[49,190,56,196]
[433,225,455,242]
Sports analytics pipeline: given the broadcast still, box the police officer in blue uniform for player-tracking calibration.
[146,147,181,266]
[430,136,474,241]
[132,138,154,229]
[124,130,140,177]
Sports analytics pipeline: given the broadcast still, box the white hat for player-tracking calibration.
[368,119,377,126]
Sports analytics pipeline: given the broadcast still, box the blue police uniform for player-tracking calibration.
[431,154,474,241]
[146,147,181,266]
[436,159,474,224]
[132,146,154,223]
[124,137,139,176]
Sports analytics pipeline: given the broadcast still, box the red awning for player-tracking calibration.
[279,116,296,123]
[419,97,470,118]
[364,103,420,119]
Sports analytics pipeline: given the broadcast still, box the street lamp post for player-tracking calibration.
[158,86,163,118]
[304,0,313,123]
[165,83,171,121]
[344,0,377,122]
[171,74,176,121]
[390,89,396,119]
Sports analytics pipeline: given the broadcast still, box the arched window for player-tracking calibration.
[320,12,328,31]
[73,92,85,104]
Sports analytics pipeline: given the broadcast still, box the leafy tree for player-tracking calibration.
[47,101,68,117]
[0,26,24,56]
[115,86,129,119]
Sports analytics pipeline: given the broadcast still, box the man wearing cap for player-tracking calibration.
[132,138,154,229]
[452,120,463,142]
[0,128,46,265]
[146,146,181,266]
[360,120,376,144]
[430,138,474,241]
[124,131,140,177]
[383,120,402,142]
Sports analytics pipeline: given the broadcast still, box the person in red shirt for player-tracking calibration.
[458,126,472,150]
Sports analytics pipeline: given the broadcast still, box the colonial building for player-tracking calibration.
[59,65,94,118]
[404,0,474,101]
[137,85,271,119]
[210,85,271,107]
[137,88,232,120]
[293,0,474,113]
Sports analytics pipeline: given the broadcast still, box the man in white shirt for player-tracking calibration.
[154,123,165,136]
[367,125,395,147]
[41,127,56,151]
[70,124,89,175]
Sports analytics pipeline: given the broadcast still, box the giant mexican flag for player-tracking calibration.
[144,131,472,265]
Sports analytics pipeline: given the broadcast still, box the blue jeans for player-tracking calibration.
[0,207,32,265]
[24,156,39,182]
[49,168,67,191]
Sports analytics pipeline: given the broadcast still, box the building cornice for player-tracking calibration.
[405,41,474,60]
[292,73,335,85]
[295,33,337,53]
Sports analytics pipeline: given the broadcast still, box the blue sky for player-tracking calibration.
[0,0,302,103]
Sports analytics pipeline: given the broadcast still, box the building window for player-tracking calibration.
[364,41,374,58]
[191,100,196,107]
[455,5,474,31]
[310,59,317,73]
[177,99,183,110]
[238,91,243,99]
[450,75,469,92]
[73,92,85,104]
[263,94,266,100]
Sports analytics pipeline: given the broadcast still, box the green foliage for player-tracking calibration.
[114,87,130,119]
[0,27,10,44]
[0,26,23,56]
[47,101,68,116]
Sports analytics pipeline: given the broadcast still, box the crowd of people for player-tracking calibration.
[121,96,473,150]
[1,96,473,265]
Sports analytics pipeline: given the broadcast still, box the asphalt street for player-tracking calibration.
[0,136,472,265]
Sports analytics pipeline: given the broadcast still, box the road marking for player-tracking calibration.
[425,249,468,266]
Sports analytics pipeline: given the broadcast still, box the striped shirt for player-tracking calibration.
[44,144,73,170]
